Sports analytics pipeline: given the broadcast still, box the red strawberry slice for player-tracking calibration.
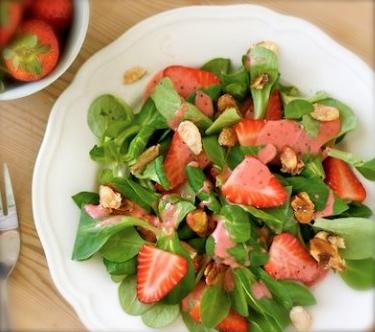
[164,131,194,189]
[239,97,254,119]
[264,233,324,286]
[195,90,214,118]
[323,157,366,202]
[266,90,283,120]
[163,65,221,98]
[222,156,288,208]
[182,283,248,332]
[217,310,249,332]
[137,245,188,303]
[234,119,266,146]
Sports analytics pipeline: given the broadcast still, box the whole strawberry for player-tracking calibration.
[0,0,24,48]
[3,19,59,81]
[29,0,73,32]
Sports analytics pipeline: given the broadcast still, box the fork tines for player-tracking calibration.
[0,164,18,231]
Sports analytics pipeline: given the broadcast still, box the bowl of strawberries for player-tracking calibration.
[0,0,89,100]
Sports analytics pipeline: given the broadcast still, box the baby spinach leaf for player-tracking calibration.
[222,66,249,100]
[133,98,167,129]
[111,274,126,283]
[283,176,328,210]
[97,168,114,185]
[124,125,155,162]
[248,47,278,119]
[326,148,364,167]
[284,99,313,119]
[200,285,231,328]
[356,158,375,181]
[183,103,213,130]
[119,275,154,315]
[342,202,373,218]
[111,177,160,212]
[313,217,375,260]
[228,243,249,265]
[221,204,251,242]
[188,238,206,253]
[182,311,215,332]
[332,196,349,215]
[301,155,325,179]
[141,303,180,328]
[159,194,196,229]
[72,191,99,208]
[205,236,215,257]
[319,98,357,138]
[201,85,222,102]
[249,248,269,267]
[72,209,158,261]
[301,114,320,138]
[230,271,249,317]
[227,145,263,169]
[154,156,170,190]
[250,311,283,332]
[202,136,226,170]
[339,258,375,290]
[151,78,182,122]
[205,107,242,135]
[278,280,316,306]
[103,257,136,275]
[201,57,231,77]
[280,88,329,105]
[100,227,145,262]
[87,94,134,139]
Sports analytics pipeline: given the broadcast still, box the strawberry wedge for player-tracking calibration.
[137,245,188,303]
[264,233,326,286]
[222,156,288,208]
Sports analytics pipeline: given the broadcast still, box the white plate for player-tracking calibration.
[32,5,375,332]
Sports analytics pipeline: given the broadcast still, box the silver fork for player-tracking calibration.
[0,164,20,332]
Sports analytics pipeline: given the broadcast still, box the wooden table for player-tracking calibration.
[0,0,373,330]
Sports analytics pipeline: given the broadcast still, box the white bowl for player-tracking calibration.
[0,0,89,101]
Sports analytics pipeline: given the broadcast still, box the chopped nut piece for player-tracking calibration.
[310,232,346,272]
[99,185,122,209]
[256,40,279,54]
[289,306,312,332]
[123,66,147,84]
[310,103,340,122]
[177,121,202,155]
[218,127,238,147]
[291,192,315,224]
[186,209,209,237]
[251,73,269,90]
[217,93,238,114]
[130,145,160,174]
[223,269,235,292]
[204,262,226,286]
[280,146,304,175]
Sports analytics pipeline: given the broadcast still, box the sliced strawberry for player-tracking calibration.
[264,233,323,286]
[323,157,366,202]
[194,150,210,169]
[163,65,221,98]
[217,310,249,332]
[222,156,288,208]
[195,90,214,118]
[137,245,188,303]
[164,131,194,189]
[0,0,23,48]
[265,90,283,120]
[239,97,254,119]
[234,119,266,146]
[182,283,248,332]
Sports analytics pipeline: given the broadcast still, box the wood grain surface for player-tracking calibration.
[0,0,373,330]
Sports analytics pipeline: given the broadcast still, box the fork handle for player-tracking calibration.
[0,280,9,332]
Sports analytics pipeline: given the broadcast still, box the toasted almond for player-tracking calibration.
[123,66,147,84]
[99,185,122,209]
[256,40,279,54]
[310,233,346,272]
[280,146,304,175]
[251,73,269,90]
[291,192,315,224]
[186,209,208,237]
[217,93,238,114]
[130,145,159,174]
[289,306,312,332]
[218,127,238,147]
[177,121,202,155]
[310,103,340,122]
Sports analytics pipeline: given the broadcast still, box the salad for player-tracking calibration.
[71,41,375,332]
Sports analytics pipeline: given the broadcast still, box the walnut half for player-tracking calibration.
[280,146,304,175]
[218,127,238,147]
[251,73,269,90]
[309,231,346,272]
[291,192,315,224]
